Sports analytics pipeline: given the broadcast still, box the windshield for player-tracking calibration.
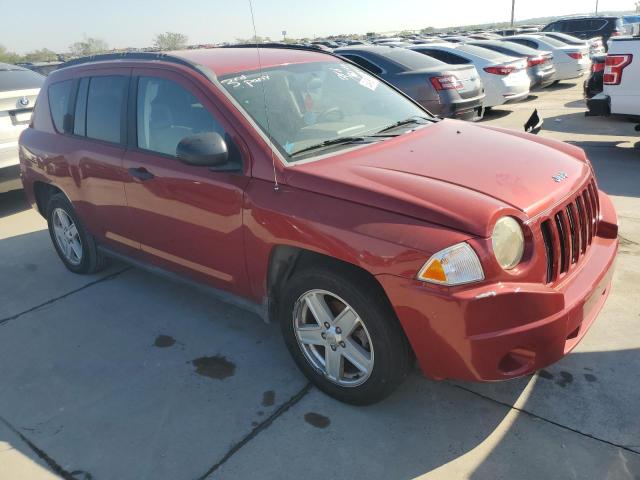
[219,60,430,162]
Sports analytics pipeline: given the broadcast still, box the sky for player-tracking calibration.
[0,0,636,53]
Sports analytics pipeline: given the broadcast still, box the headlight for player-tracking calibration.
[417,243,484,286]
[492,217,524,270]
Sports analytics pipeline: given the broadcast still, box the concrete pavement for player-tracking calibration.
[0,81,638,479]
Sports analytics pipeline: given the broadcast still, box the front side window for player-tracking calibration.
[86,75,128,143]
[48,80,73,133]
[219,61,430,162]
[137,76,224,157]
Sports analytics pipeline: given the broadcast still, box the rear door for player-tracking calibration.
[122,67,250,294]
[50,68,136,255]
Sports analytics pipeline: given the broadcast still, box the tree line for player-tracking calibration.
[0,32,189,65]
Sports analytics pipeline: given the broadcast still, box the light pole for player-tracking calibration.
[595,0,599,14]
[511,0,516,27]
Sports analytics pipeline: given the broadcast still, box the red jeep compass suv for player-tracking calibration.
[19,48,618,405]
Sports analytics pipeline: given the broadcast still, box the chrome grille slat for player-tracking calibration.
[540,182,600,284]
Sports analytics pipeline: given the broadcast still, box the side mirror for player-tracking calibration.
[176,132,228,167]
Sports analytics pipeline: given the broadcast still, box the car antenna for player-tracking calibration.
[248,0,279,192]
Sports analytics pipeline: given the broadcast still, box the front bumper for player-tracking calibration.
[377,190,618,382]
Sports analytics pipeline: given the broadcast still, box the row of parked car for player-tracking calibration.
[330,32,594,121]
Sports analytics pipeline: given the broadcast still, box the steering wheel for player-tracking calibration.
[316,107,345,123]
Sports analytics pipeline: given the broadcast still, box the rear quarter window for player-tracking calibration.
[457,44,510,60]
[380,48,447,69]
[48,80,73,133]
[415,49,469,65]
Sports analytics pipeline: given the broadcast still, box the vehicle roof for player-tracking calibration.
[552,15,619,20]
[0,62,28,71]
[61,48,341,78]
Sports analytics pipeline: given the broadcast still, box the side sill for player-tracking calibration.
[98,246,270,323]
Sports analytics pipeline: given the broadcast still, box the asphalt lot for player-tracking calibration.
[1,81,639,480]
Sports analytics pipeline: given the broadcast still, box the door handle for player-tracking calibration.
[128,167,155,181]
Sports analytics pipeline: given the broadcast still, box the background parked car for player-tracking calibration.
[335,45,485,120]
[503,34,592,82]
[0,63,44,193]
[16,61,63,76]
[584,54,606,99]
[410,43,530,108]
[542,16,625,47]
[467,40,556,89]
[587,35,640,117]
[537,32,605,57]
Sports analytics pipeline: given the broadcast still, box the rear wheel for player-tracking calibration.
[46,193,106,274]
[279,265,411,405]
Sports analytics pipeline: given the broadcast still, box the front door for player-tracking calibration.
[122,68,250,295]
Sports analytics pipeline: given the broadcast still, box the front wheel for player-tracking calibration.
[279,265,411,405]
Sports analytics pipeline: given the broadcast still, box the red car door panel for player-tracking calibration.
[122,68,250,295]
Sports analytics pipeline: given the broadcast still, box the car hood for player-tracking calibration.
[285,120,591,237]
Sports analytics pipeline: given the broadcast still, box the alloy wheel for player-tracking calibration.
[293,289,374,387]
[52,208,83,266]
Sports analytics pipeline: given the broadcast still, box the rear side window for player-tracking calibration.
[543,22,560,32]
[340,55,383,75]
[48,80,73,133]
[86,76,128,144]
[566,19,607,32]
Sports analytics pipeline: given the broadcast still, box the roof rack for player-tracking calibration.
[222,43,335,55]
[59,51,211,77]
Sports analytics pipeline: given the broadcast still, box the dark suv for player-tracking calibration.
[543,16,625,46]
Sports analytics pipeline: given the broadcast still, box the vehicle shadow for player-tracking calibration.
[543,111,638,137]
[0,190,30,218]
[0,229,638,479]
[567,140,640,199]
[565,99,586,109]
[544,81,579,91]
[479,108,512,122]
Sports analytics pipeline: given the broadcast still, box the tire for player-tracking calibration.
[46,193,107,274]
[279,265,412,405]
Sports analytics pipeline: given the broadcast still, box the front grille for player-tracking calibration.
[540,179,600,283]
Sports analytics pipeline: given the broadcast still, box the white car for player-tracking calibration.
[536,32,605,58]
[0,63,44,193]
[502,35,592,82]
[588,35,640,116]
[409,43,530,108]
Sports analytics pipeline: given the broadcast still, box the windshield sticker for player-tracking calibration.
[330,66,379,91]
[359,75,379,91]
[220,74,271,89]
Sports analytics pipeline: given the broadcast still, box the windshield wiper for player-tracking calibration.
[289,136,372,157]
[374,116,432,135]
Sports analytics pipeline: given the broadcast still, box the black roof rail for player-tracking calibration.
[222,43,335,54]
[59,51,215,80]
